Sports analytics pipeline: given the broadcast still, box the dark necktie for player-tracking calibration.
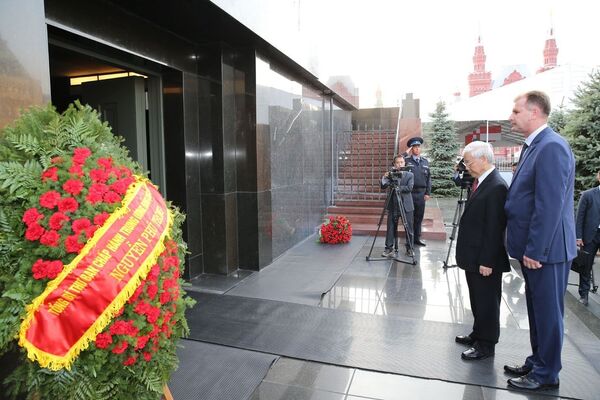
[518,143,529,165]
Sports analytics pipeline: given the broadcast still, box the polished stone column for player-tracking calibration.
[0,0,50,129]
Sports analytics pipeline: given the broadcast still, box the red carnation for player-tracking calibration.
[95,333,113,349]
[119,166,133,178]
[110,320,139,336]
[135,335,150,350]
[65,234,84,253]
[97,157,113,169]
[22,208,44,226]
[86,183,108,204]
[41,167,58,182]
[72,218,91,234]
[147,265,160,282]
[123,356,137,366]
[40,230,60,247]
[94,212,110,226]
[143,352,152,362]
[146,307,160,323]
[128,285,145,304]
[111,341,128,354]
[85,225,98,239]
[49,212,70,230]
[103,191,122,204]
[25,223,45,241]
[73,147,92,165]
[58,197,79,213]
[134,301,151,315]
[31,259,49,280]
[146,284,158,299]
[149,324,160,338]
[159,291,170,304]
[89,168,109,183]
[110,178,131,195]
[69,163,83,177]
[162,256,179,272]
[46,260,64,279]
[39,191,61,209]
[62,179,84,195]
[85,191,103,204]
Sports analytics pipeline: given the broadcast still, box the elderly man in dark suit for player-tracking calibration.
[576,170,600,305]
[504,91,576,391]
[455,141,510,361]
[381,155,414,257]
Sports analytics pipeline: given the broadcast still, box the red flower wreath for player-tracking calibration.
[319,215,352,244]
[20,146,184,366]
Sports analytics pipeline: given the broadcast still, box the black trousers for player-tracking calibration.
[411,192,426,241]
[385,210,414,250]
[465,269,502,352]
[579,228,600,297]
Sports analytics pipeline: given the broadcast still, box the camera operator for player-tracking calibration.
[381,156,414,257]
[404,137,431,246]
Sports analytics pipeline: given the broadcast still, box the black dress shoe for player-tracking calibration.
[507,375,559,391]
[455,335,474,345]
[414,240,426,246]
[461,347,493,360]
[503,364,532,376]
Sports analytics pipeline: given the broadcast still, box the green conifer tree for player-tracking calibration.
[428,101,460,197]
[562,70,600,197]
[548,104,568,134]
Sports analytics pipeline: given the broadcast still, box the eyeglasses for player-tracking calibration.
[463,158,478,167]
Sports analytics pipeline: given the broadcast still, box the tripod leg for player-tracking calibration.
[393,187,417,265]
[443,193,466,269]
[366,188,393,260]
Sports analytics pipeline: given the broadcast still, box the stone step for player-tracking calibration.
[326,205,446,240]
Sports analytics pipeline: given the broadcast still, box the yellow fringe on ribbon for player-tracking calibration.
[18,176,174,371]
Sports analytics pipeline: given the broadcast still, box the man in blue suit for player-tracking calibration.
[576,170,600,305]
[504,91,576,391]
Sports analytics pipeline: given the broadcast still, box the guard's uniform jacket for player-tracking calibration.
[404,155,431,242]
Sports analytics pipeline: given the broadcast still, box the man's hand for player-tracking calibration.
[424,195,430,201]
[576,239,583,247]
[522,255,542,269]
[479,266,493,276]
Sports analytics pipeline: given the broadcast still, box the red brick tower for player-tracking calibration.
[468,36,492,97]
[537,28,559,73]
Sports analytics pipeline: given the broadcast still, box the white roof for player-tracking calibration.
[447,64,596,121]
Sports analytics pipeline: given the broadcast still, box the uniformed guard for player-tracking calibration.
[404,137,431,246]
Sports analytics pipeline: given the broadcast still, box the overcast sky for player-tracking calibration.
[306,0,600,113]
[216,0,600,115]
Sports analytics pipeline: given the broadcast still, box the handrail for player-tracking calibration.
[393,105,402,156]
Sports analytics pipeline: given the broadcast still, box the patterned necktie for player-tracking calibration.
[471,178,479,194]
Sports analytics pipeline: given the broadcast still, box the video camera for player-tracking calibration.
[455,158,475,188]
[388,166,411,179]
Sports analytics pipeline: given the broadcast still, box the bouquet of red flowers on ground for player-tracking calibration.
[319,215,352,244]
[0,103,194,400]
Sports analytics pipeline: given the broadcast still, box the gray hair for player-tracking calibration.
[463,141,494,164]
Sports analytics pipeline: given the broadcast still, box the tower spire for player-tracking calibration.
[468,35,492,97]
[537,17,559,73]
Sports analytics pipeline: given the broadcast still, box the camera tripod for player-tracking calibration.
[442,185,471,269]
[366,180,417,266]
